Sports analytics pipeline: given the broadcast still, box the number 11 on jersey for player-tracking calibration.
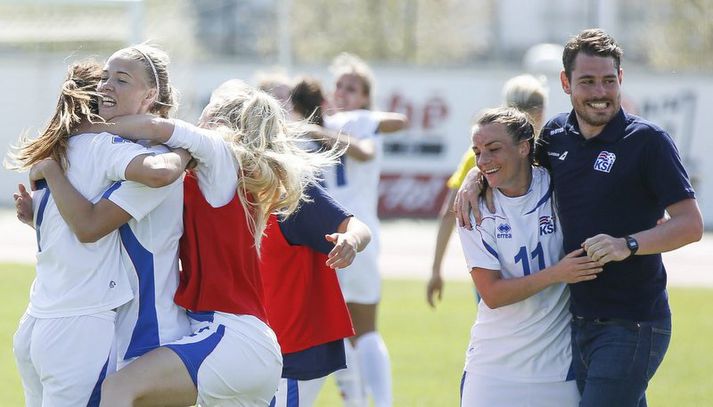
[514,242,545,276]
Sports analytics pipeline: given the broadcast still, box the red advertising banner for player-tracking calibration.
[378,173,451,218]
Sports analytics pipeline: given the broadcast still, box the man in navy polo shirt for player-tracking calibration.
[455,29,703,406]
[539,28,703,406]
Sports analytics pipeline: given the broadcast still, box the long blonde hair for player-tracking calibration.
[6,60,103,171]
[202,81,340,253]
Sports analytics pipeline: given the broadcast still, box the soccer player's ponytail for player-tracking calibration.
[6,60,103,172]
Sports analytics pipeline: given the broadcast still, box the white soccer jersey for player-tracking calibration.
[166,119,238,206]
[104,144,191,365]
[323,110,383,303]
[457,166,572,383]
[29,133,150,318]
[323,110,382,230]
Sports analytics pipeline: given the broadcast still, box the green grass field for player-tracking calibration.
[2,262,711,406]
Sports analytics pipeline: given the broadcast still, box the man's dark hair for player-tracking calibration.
[563,28,623,80]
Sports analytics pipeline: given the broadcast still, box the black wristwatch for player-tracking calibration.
[624,235,639,257]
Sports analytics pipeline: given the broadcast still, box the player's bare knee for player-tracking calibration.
[99,374,137,407]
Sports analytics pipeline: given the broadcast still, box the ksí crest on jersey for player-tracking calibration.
[593,151,616,173]
[539,216,556,236]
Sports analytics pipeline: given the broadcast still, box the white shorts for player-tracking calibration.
[271,377,327,407]
[114,281,191,370]
[460,372,580,407]
[164,312,283,407]
[337,239,381,304]
[13,310,116,407]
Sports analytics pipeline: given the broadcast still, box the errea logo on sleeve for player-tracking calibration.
[593,151,616,173]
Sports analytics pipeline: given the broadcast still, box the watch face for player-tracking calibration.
[627,237,638,251]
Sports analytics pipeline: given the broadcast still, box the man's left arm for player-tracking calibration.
[583,198,703,264]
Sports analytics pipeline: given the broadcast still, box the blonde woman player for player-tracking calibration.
[456,107,603,407]
[9,52,190,406]
[428,74,547,307]
[324,53,408,407]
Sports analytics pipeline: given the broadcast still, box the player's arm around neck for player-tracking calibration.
[124,148,191,188]
[80,115,175,144]
[474,248,602,309]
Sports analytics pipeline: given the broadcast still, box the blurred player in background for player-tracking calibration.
[323,53,408,407]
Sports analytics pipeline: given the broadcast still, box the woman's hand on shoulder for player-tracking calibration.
[29,158,60,189]
[454,169,494,230]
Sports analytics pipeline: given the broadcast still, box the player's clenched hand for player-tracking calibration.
[582,234,630,264]
[547,248,603,284]
[13,183,34,228]
[325,232,358,269]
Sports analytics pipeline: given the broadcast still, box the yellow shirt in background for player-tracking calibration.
[447,149,475,190]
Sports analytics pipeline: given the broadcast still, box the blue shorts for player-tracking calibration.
[282,339,346,380]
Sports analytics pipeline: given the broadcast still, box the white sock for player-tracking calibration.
[334,339,367,407]
[273,377,327,407]
[356,331,392,407]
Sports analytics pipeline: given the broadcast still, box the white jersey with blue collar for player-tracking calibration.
[457,166,572,383]
[29,132,149,318]
[102,144,191,364]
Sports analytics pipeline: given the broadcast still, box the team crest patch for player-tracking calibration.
[496,223,512,239]
[593,151,616,173]
[112,136,131,144]
[539,216,556,236]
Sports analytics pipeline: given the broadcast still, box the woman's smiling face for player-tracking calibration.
[96,52,156,121]
[473,122,530,196]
